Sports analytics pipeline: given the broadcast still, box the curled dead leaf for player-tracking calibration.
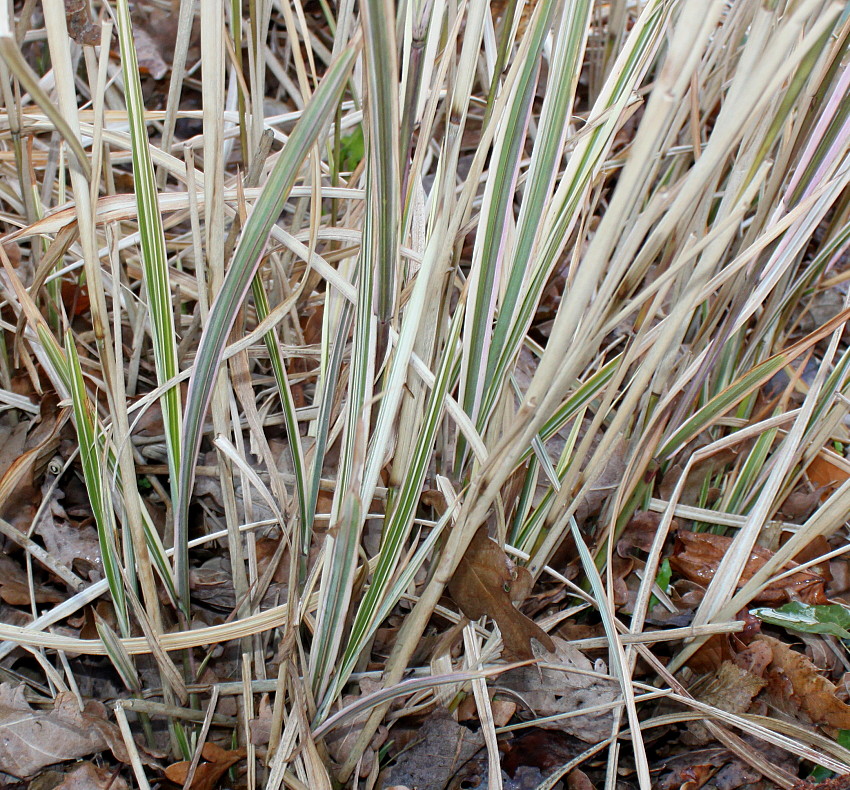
[670,530,827,605]
[164,742,246,790]
[448,527,554,660]
[0,685,137,777]
[757,634,850,730]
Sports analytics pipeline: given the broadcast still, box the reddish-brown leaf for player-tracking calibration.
[670,530,827,604]
[63,0,101,45]
[806,452,850,496]
[164,743,246,790]
[448,527,554,660]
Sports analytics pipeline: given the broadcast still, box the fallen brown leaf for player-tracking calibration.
[0,578,63,606]
[383,709,484,790]
[164,742,246,790]
[806,452,850,497]
[670,530,827,604]
[686,661,765,745]
[757,635,850,729]
[54,761,129,790]
[324,677,386,778]
[448,527,554,660]
[63,0,101,45]
[0,685,111,777]
[501,729,584,778]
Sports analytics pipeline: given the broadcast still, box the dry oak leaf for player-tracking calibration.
[0,685,112,777]
[757,634,850,729]
[383,708,483,790]
[448,527,554,660]
[670,530,827,605]
[164,742,246,790]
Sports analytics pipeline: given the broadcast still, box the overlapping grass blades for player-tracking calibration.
[175,46,356,613]
[3,0,850,783]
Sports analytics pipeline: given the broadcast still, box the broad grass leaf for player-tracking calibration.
[447,527,554,660]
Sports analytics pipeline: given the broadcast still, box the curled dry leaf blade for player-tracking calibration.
[448,527,554,660]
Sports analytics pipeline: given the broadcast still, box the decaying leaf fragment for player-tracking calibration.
[448,527,554,659]
[383,708,484,790]
[757,634,850,730]
[64,0,101,45]
[500,636,617,743]
[0,684,111,777]
[54,761,130,790]
[686,661,766,744]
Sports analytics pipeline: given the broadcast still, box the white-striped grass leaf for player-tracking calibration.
[64,330,129,633]
[0,20,91,179]
[483,0,591,391]
[720,425,778,516]
[114,0,183,495]
[312,660,528,741]
[569,516,650,787]
[309,486,363,699]
[480,1,668,442]
[316,305,464,718]
[36,325,178,607]
[514,407,585,554]
[658,307,850,459]
[361,0,400,325]
[95,614,141,693]
[310,82,387,696]
[305,300,353,537]
[252,277,309,545]
[518,354,621,464]
[175,46,357,612]
[458,0,564,436]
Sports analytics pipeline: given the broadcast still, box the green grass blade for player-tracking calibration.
[252,277,310,546]
[64,330,128,633]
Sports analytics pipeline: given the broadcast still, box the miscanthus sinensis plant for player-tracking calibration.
[0,0,849,785]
